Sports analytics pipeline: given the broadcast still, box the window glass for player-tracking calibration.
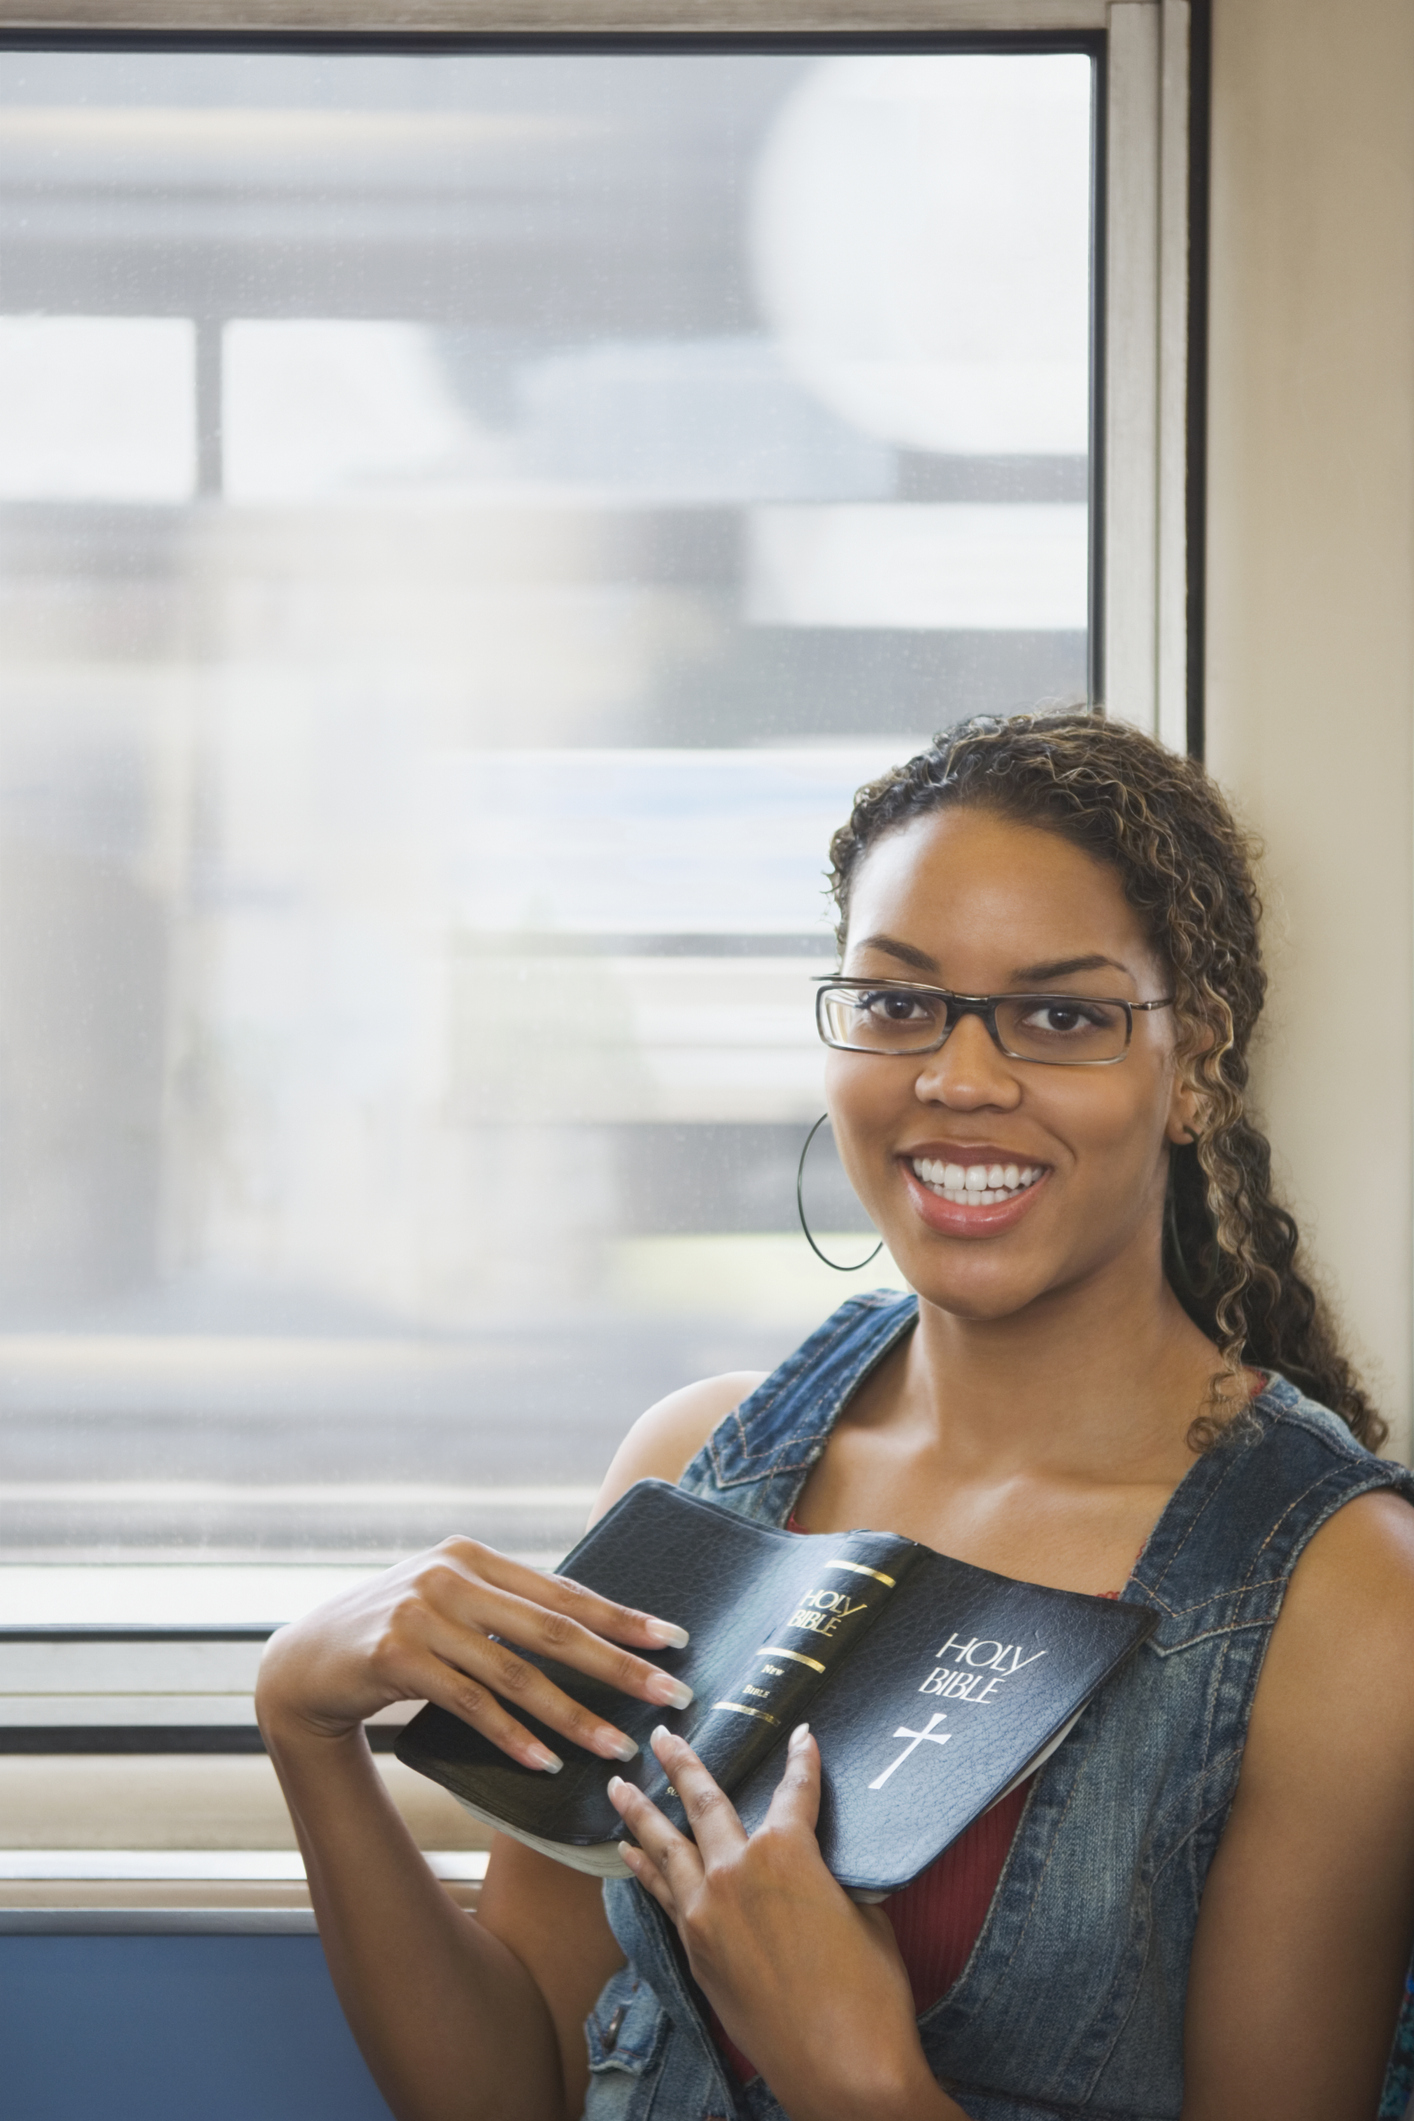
[0,46,1094,1619]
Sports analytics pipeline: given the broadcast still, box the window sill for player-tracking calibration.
[0,1849,485,1913]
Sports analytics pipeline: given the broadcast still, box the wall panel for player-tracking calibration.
[1205,0,1414,1454]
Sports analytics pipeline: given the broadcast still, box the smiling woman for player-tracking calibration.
[821,797,1191,1323]
[822,714,1383,1454]
[258,710,1414,2121]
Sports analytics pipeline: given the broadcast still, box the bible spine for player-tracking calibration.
[672,1531,918,1798]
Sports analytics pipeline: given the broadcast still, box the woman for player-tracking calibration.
[257,713,1414,2121]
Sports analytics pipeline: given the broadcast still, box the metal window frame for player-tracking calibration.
[1105,0,1194,751]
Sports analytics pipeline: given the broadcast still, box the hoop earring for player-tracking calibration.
[796,1113,884,1272]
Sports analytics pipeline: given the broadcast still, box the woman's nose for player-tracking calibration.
[912,1011,1022,1108]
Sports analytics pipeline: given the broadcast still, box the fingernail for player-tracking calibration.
[790,1722,811,1752]
[606,1775,625,1799]
[528,1743,564,1774]
[645,1672,694,1710]
[650,1723,672,1747]
[644,1619,690,1649]
[594,1727,640,1762]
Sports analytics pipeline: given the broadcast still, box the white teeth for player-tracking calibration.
[910,1158,1044,1205]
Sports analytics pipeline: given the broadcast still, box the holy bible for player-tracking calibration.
[395,1479,1155,1900]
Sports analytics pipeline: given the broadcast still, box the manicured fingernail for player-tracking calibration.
[594,1727,640,1762]
[790,1722,811,1752]
[644,1619,690,1649]
[650,1723,672,1747]
[528,1743,563,1774]
[607,1775,625,1800]
[645,1672,694,1710]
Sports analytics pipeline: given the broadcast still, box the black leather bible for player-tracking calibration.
[395,1479,1156,1900]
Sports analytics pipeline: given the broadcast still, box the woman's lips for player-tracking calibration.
[899,1157,1051,1236]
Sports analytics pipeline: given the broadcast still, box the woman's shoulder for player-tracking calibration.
[588,1371,767,1525]
[586,1291,919,1528]
[1247,1373,1414,1686]
[1236,1372,1414,1518]
[1243,1479,1414,1797]
[1143,1371,1414,1606]
[1256,1370,1394,1462]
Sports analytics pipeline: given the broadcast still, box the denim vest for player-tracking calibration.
[582,1291,1414,2121]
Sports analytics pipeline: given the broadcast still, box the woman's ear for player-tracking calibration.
[1165,1040,1212,1148]
[1165,1090,1203,1148]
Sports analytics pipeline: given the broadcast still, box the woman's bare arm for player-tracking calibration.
[266,1717,568,2121]
[1182,1489,1414,2118]
[475,1369,768,2115]
[257,1369,761,2121]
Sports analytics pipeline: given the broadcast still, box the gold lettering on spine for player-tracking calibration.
[713,1701,780,1726]
[786,1587,872,1638]
[825,1558,897,1589]
[758,1645,826,1674]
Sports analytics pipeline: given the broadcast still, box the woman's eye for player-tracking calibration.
[864,990,927,1022]
[1023,1003,1097,1034]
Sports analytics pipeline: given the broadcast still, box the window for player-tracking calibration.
[0,12,1190,1765]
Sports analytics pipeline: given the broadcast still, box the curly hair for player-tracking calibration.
[827,710,1384,1452]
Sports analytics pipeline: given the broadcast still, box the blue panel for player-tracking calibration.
[0,1936,395,2121]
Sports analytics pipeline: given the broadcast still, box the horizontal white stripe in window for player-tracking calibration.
[746,503,1088,631]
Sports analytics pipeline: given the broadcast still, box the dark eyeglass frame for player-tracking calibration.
[814,978,1176,1067]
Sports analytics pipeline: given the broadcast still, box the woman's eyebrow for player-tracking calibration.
[850,934,938,973]
[1011,953,1133,983]
[851,940,1137,984]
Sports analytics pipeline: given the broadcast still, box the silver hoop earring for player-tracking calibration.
[796,1113,884,1272]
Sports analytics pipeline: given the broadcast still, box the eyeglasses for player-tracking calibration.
[815,980,1175,1067]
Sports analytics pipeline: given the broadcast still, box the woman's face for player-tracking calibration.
[827,806,1199,1323]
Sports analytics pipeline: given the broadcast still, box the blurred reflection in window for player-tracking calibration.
[0,47,1094,1611]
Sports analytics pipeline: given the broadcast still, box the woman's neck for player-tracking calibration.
[899,1252,1219,1487]
[795,1228,1238,1590]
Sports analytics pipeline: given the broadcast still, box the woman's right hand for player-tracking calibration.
[254,1535,693,1772]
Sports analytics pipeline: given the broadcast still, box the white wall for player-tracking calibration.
[1204,0,1414,1454]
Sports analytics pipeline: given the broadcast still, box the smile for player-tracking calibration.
[909,1158,1045,1206]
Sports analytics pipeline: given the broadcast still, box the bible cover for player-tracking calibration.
[395,1479,1155,1899]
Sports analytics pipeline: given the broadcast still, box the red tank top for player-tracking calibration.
[710,1517,1120,2086]
[711,1777,1031,2085]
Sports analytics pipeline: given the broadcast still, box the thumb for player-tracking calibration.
[764,1721,821,1839]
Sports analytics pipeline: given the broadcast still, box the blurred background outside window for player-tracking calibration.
[0,46,1095,1625]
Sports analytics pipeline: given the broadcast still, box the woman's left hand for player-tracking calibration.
[607,1723,958,2121]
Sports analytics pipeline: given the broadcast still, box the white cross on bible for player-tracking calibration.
[867,1712,951,1790]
